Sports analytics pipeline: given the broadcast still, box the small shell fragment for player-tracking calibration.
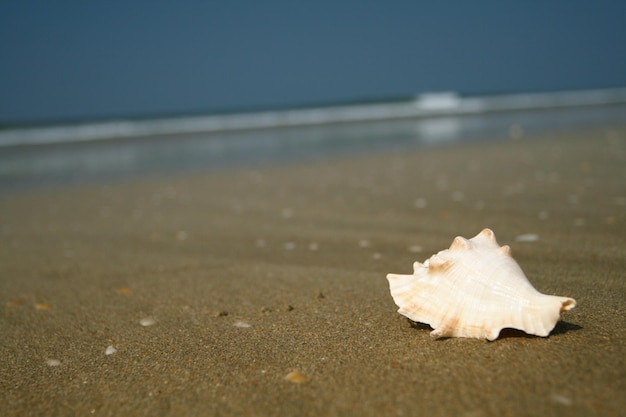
[551,394,573,406]
[46,359,61,367]
[515,233,539,242]
[414,198,427,208]
[139,317,157,327]
[233,320,251,328]
[105,346,117,355]
[285,371,309,383]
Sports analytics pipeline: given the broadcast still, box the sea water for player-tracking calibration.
[1,91,625,191]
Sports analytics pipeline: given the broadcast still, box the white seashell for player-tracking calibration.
[386,228,576,341]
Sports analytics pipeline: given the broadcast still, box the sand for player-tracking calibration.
[1,127,625,416]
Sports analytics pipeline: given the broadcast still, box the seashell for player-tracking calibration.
[386,228,576,341]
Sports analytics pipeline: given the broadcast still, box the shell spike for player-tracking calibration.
[450,236,471,251]
[430,329,449,339]
[497,245,511,256]
[559,297,576,312]
[479,228,496,240]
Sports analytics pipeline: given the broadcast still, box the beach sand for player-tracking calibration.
[1,127,625,416]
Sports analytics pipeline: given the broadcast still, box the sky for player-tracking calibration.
[1,2,625,124]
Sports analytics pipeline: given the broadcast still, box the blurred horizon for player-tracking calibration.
[2,2,626,125]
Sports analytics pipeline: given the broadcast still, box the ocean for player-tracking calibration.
[1,88,625,191]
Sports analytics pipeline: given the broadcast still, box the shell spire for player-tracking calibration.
[387,228,576,341]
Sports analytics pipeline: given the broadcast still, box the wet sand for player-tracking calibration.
[1,127,625,416]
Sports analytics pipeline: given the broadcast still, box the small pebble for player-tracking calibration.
[515,234,539,243]
[280,208,294,219]
[105,346,117,355]
[233,320,251,328]
[436,178,449,191]
[139,317,157,327]
[509,123,524,139]
[474,200,485,210]
[285,371,309,383]
[551,394,573,406]
[35,303,51,310]
[46,359,61,367]
[567,194,580,204]
[358,239,371,248]
[451,191,465,202]
[408,245,423,253]
[414,198,427,209]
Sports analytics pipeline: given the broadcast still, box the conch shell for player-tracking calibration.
[387,228,576,340]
